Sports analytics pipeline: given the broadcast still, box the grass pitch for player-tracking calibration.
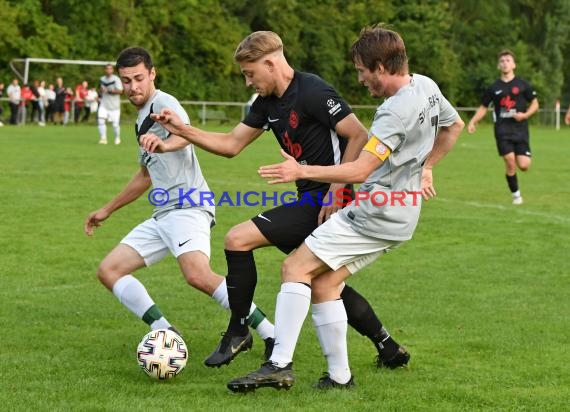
[0,123,568,411]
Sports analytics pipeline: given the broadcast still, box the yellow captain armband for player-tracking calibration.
[363,135,391,161]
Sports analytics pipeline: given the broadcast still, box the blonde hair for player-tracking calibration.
[234,31,284,63]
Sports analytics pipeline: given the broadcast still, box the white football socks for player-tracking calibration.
[112,274,171,329]
[97,119,106,140]
[270,282,311,367]
[313,300,351,384]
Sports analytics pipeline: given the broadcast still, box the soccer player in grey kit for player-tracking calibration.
[85,47,274,349]
[227,25,464,392]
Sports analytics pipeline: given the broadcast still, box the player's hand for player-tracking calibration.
[84,208,111,236]
[258,149,301,184]
[467,122,476,134]
[513,112,526,122]
[139,133,166,153]
[151,108,185,136]
[318,184,343,225]
[565,113,570,126]
[421,168,436,200]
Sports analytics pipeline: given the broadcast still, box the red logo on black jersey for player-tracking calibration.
[511,86,520,95]
[282,131,302,158]
[289,110,299,129]
[500,95,516,110]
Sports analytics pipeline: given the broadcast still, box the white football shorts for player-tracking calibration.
[121,208,213,266]
[97,106,121,126]
[305,212,403,274]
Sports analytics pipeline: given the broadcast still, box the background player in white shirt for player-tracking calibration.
[98,64,123,145]
[227,25,464,392]
[84,47,273,351]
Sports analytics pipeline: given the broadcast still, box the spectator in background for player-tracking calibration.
[53,77,66,125]
[84,86,99,123]
[37,80,47,126]
[565,104,570,126]
[7,78,21,125]
[64,87,74,125]
[74,80,89,123]
[46,84,56,124]
[29,80,41,124]
[0,82,5,126]
[20,83,34,124]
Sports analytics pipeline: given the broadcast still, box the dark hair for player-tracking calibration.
[116,47,153,71]
[497,49,516,61]
[350,24,408,75]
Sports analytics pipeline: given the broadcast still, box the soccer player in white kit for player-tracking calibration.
[227,25,465,392]
[98,64,123,145]
[85,47,274,351]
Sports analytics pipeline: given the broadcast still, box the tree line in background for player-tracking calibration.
[1,0,569,111]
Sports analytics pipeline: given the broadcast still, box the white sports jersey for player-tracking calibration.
[99,74,123,111]
[340,74,458,240]
[136,90,215,220]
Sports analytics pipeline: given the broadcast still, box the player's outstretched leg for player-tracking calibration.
[341,284,410,368]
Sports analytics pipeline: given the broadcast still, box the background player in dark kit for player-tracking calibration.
[468,50,538,205]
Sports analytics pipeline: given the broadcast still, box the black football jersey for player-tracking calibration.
[242,71,352,195]
[481,77,536,137]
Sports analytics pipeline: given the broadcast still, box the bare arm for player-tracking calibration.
[514,98,539,122]
[319,113,369,223]
[84,167,151,236]
[259,148,381,185]
[467,105,488,134]
[151,108,263,157]
[138,133,191,153]
[421,116,465,199]
[566,105,570,126]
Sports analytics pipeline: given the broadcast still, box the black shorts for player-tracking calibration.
[495,136,531,157]
[251,202,321,254]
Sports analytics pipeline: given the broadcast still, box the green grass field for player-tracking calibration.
[0,123,568,411]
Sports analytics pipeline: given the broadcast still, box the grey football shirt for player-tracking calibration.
[99,74,123,111]
[136,90,215,219]
[341,74,458,240]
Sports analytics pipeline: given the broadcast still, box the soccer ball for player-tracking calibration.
[136,329,188,380]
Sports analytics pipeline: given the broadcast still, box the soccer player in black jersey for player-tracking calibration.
[468,50,539,205]
[144,31,409,370]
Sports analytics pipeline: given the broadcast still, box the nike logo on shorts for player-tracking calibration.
[178,239,191,247]
[268,117,279,123]
[257,213,271,222]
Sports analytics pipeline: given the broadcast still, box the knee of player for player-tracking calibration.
[224,227,247,250]
[182,270,201,287]
[281,255,302,282]
[96,261,117,284]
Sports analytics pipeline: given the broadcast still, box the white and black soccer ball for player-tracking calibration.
[136,329,188,380]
